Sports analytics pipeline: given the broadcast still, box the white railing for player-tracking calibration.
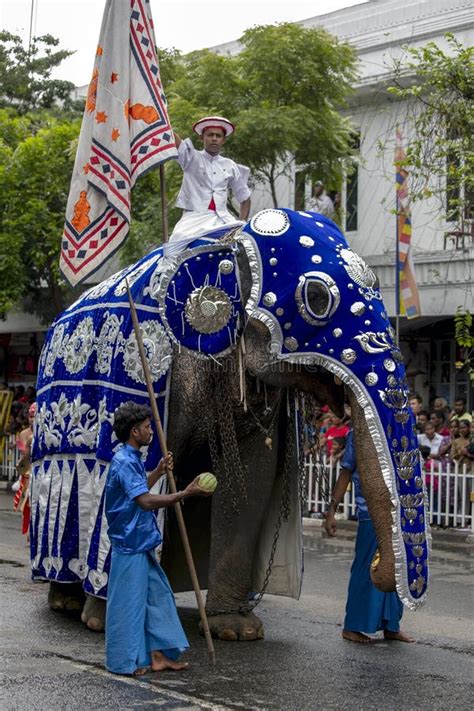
[0,434,21,482]
[2,434,473,530]
[305,454,474,531]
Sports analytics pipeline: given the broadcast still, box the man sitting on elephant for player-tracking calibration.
[105,402,211,676]
[170,116,251,242]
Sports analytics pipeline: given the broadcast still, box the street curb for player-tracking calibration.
[302,516,474,546]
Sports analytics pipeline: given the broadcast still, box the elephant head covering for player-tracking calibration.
[235,208,429,609]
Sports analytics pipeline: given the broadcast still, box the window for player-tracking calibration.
[345,134,360,232]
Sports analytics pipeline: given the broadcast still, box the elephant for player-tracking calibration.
[30,208,430,640]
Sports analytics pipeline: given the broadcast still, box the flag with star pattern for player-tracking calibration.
[60,0,177,286]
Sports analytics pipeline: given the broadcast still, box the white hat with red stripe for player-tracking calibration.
[192,116,235,137]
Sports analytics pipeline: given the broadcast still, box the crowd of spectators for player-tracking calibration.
[0,383,37,441]
[304,393,473,522]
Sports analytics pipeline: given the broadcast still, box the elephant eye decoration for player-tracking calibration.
[295,271,340,327]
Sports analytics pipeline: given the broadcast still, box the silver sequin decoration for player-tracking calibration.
[184,286,232,334]
[384,358,396,372]
[299,236,315,248]
[284,336,298,351]
[276,308,284,316]
[263,292,277,307]
[250,209,290,236]
[311,255,322,264]
[339,248,377,288]
[365,372,379,386]
[284,322,292,330]
[269,257,278,266]
[218,259,234,275]
[332,328,342,338]
[341,348,357,364]
[350,302,366,316]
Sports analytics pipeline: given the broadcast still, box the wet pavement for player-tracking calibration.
[1,490,473,710]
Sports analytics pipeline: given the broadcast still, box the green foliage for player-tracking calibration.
[454,307,474,382]
[1,23,358,317]
[389,35,474,220]
[0,31,77,113]
[0,119,81,320]
[123,24,358,259]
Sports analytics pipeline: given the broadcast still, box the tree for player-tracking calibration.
[0,31,76,113]
[123,23,358,262]
[388,34,474,222]
[0,118,81,320]
[168,24,358,205]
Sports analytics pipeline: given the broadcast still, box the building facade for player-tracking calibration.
[216,0,474,409]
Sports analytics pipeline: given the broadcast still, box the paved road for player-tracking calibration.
[1,491,473,710]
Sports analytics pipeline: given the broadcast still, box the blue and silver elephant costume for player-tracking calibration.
[31,209,429,610]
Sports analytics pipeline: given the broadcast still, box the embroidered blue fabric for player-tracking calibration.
[30,236,242,597]
[238,208,429,607]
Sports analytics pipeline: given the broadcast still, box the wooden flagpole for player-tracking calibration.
[159,164,169,243]
[126,280,215,663]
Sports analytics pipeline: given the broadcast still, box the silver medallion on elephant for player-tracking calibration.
[185,286,232,334]
[250,209,290,236]
[339,248,377,288]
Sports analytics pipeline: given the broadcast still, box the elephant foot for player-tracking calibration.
[48,582,85,614]
[201,612,264,641]
[80,594,106,632]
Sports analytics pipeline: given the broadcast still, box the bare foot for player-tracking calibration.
[133,667,149,676]
[384,630,415,643]
[151,651,189,672]
[342,630,374,643]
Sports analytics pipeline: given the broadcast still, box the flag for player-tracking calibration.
[395,129,421,319]
[60,0,177,286]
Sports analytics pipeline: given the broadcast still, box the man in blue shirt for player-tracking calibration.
[105,401,211,676]
[325,429,414,644]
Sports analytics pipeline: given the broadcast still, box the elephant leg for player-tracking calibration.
[80,594,106,632]
[205,427,280,641]
[48,581,85,614]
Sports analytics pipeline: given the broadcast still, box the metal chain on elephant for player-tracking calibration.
[207,391,299,617]
[196,363,248,517]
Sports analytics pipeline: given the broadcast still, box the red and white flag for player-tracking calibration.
[60,0,177,286]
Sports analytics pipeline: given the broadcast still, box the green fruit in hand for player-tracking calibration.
[197,472,217,492]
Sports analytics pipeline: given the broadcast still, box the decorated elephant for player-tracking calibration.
[31,208,429,640]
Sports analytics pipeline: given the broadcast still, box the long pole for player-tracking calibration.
[395,136,401,348]
[126,281,216,663]
[159,164,169,243]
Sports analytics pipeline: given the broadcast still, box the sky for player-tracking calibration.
[1,0,366,86]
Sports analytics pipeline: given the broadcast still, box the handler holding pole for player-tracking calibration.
[105,401,212,676]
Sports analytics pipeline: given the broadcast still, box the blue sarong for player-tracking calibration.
[344,519,403,634]
[106,549,189,674]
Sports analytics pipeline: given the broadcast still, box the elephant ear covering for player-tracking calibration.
[237,208,430,610]
[30,235,243,599]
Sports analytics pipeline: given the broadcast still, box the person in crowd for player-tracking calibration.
[416,410,430,434]
[170,117,251,242]
[450,419,472,471]
[418,421,444,460]
[450,397,472,424]
[12,402,36,537]
[429,411,450,437]
[409,394,425,433]
[306,180,335,219]
[322,411,350,457]
[105,401,212,677]
[325,429,414,644]
[433,397,450,421]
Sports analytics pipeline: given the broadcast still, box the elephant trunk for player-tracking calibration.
[348,390,396,592]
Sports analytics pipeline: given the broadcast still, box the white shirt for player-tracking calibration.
[417,432,444,456]
[306,192,335,218]
[176,138,251,218]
